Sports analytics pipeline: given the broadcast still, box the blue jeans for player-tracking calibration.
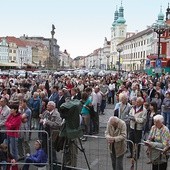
[0,161,7,170]
[162,112,170,130]
[100,100,106,113]
[8,136,19,160]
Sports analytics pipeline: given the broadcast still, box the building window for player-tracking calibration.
[13,50,16,53]
[9,56,12,60]
[9,49,12,53]
[144,40,146,45]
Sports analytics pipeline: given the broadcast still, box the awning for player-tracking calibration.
[0,62,19,67]
[24,63,37,67]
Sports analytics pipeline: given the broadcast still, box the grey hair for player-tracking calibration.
[48,101,56,107]
[108,116,119,123]
[119,93,128,101]
[153,115,164,123]
[137,97,144,103]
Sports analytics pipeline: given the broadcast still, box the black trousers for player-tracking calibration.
[152,162,167,170]
[129,128,142,158]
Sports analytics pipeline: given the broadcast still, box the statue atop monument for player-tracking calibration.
[51,24,56,38]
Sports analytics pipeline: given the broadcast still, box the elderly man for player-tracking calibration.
[105,116,127,170]
[0,97,11,144]
[127,97,147,159]
[39,101,62,163]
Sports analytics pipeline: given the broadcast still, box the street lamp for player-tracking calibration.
[140,59,145,71]
[99,58,102,69]
[152,23,168,59]
[20,57,24,69]
[117,47,123,75]
[106,55,110,70]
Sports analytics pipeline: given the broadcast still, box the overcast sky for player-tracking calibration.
[0,0,169,58]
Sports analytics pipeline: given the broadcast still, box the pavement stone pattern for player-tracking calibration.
[99,104,114,128]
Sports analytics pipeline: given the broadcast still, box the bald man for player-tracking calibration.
[105,116,127,170]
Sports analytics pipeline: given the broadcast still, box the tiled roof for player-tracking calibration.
[6,36,27,47]
[118,28,153,45]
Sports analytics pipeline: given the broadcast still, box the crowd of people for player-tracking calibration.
[0,71,169,169]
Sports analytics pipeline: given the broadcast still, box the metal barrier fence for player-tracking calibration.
[135,143,170,170]
[1,129,169,170]
[54,132,135,170]
[0,130,49,170]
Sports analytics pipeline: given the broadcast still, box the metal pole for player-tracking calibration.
[118,52,120,75]
[157,32,161,59]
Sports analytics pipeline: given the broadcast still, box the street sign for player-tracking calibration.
[146,60,150,68]
[155,59,162,68]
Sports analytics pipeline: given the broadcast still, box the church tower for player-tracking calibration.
[110,1,127,69]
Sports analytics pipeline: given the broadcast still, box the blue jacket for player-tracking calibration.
[28,149,47,163]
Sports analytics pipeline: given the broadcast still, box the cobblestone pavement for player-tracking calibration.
[99,103,114,129]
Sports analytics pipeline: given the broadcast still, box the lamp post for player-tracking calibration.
[106,55,110,70]
[140,59,145,71]
[99,58,102,69]
[117,47,123,75]
[20,57,24,69]
[152,22,168,59]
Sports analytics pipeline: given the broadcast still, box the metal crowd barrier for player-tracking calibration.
[0,130,49,170]
[135,142,170,170]
[52,132,135,170]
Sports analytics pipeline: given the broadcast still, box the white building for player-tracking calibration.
[117,28,155,71]
[0,38,9,64]
[110,4,127,69]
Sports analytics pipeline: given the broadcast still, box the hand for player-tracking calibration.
[26,153,30,157]
[144,141,151,147]
[129,116,135,121]
[40,119,44,123]
[11,159,16,166]
[106,137,115,144]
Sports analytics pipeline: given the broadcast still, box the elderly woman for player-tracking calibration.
[145,115,170,170]
[105,116,127,170]
[114,93,131,122]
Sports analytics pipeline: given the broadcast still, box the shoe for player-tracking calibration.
[92,131,99,135]
[81,137,87,141]
[146,161,152,164]
[101,112,105,115]
[127,155,132,158]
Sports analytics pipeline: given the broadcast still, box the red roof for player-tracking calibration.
[5,36,26,47]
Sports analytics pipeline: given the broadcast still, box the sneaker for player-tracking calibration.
[81,136,87,141]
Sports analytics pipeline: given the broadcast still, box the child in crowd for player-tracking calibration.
[22,140,47,170]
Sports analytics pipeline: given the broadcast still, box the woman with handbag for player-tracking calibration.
[144,115,170,170]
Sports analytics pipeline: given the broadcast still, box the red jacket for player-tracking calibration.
[5,113,22,138]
